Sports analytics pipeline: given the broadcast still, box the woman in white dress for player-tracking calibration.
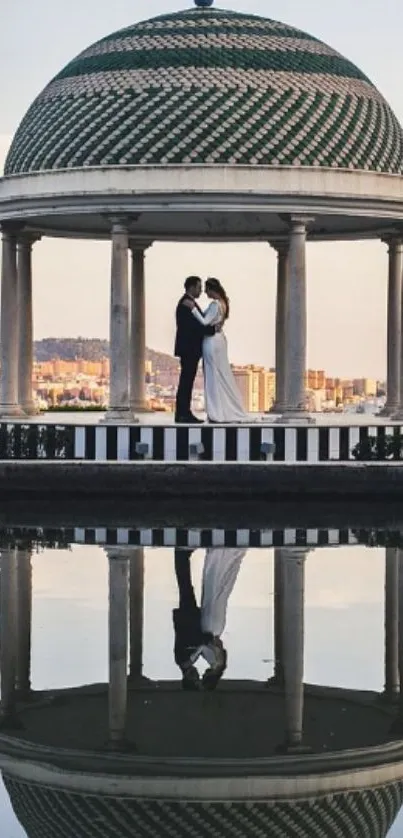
[183,278,247,423]
[194,547,246,690]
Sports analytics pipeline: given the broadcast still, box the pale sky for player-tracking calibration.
[1,0,403,378]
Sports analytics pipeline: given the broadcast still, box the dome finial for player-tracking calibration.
[194,0,214,7]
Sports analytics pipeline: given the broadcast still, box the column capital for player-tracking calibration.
[129,240,153,254]
[278,547,310,561]
[109,216,131,235]
[1,222,23,242]
[269,239,288,256]
[382,234,403,250]
[105,546,134,562]
[288,215,315,233]
[17,232,42,250]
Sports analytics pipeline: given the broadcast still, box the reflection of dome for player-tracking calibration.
[5,7,403,175]
[4,775,403,838]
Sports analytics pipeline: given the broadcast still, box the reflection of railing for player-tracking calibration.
[0,526,403,549]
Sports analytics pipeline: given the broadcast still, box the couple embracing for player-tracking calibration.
[174,276,247,424]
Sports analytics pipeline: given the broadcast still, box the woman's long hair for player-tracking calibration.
[206,278,230,320]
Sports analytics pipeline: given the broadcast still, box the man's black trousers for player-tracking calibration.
[175,354,200,418]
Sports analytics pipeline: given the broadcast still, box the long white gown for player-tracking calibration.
[189,548,246,671]
[192,301,248,423]
[200,548,246,638]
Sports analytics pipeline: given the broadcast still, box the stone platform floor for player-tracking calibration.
[15,411,397,426]
[9,682,395,759]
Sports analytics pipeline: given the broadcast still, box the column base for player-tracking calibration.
[129,402,149,414]
[379,404,399,417]
[267,403,285,415]
[102,409,139,425]
[389,716,403,737]
[0,403,25,419]
[275,411,316,425]
[22,402,40,416]
[275,741,312,755]
[378,689,400,706]
[266,673,285,688]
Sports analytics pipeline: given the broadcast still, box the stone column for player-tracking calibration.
[270,242,289,414]
[0,548,19,725]
[383,548,399,702]
[106,220,130,422]
[282,217,313,422]
[268,549,285,684]
[107,548,130,746]
[17,234,39,415]
[129,243,151,413]
[279,548,310,753]
[0,228,23,417]
[391,550,403,733]
[129,548,145,681]
[380,238,402,416]
[15,549,33,699]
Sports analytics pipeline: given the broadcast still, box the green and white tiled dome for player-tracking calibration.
[5,4,403,175]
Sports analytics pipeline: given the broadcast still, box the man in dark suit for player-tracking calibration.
[174,276,215,423]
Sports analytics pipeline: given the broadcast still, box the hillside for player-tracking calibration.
[34,338,177,371]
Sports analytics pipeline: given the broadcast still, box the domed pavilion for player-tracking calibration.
[1,0,403,420]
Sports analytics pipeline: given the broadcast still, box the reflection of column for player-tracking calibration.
[0,549,18,723]
[391,550,403,732]
[107,548,129,746]
[384,548,399,701]
[129,548,144,680]
[16,550,33,698]
[280,548,310,752]
[269,549,285,684]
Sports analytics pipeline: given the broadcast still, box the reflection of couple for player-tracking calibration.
[174,276,248,424]
[173,547,245,690]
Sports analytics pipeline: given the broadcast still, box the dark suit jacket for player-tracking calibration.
[174,294,215,359]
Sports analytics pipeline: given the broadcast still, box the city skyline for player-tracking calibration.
[1,0,402,379]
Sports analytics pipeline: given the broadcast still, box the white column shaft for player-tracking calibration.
[130,248,147,411]
[108,223,130,416]
[284,220,308,413]
[270,245,289,413]
[0,549,18,719]
[17,238,36,414]
[282,548,306,747]
[397,550,403,709]
[273,548,285,683]
[129,548,145,679]
[108,555,129,744]
[385,548,399,698]
[383,240,402,414]
[0,232,22,416]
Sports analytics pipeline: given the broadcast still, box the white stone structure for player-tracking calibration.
[1,0,403,423]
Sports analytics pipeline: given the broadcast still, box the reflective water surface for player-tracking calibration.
[1,519,403,837]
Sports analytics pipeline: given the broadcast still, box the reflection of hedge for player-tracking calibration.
[0,528,72,551]
[0,425,74,459]
[352,434,403,460]
[352,529,403,548]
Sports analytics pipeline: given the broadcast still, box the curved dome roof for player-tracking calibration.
[4,774,403,838]
[5,6,403,175]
